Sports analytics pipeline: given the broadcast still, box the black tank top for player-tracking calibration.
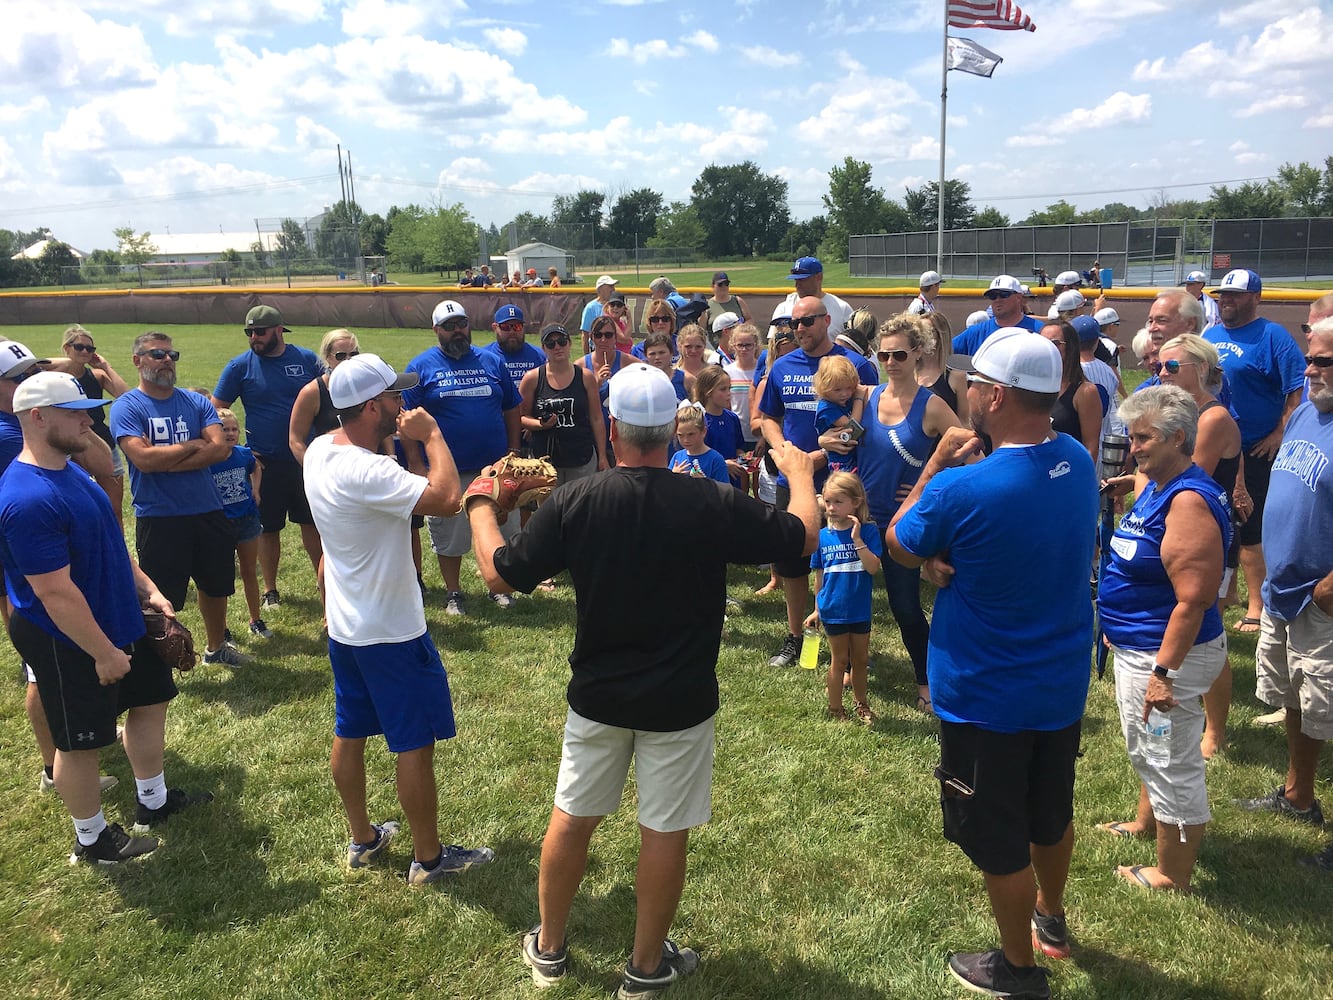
[311,376,340,437]
[1199,400,1240,499]
[927,370,959,417]
[533,365,595,467]
[79,368,113,447]
[1050,382,1081,439]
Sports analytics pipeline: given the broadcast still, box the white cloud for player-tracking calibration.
[795,77,929,160]
[483,28,528,57]
[0,96,50,123]
[341,0,441,37]
[0,5,155,91]
[683,30,719,52]
[741,45,800,68]
[607,38,687,63]
[83,0,329,37]
[1132,42,1227,82]
[0,138,24,186]
[1236,93,1308,117]
[1006,135,1064,148]
[1304,108,1333,127]
[1069,0,1170,19]
[632,80,658,96]
[1068,92,1152,128]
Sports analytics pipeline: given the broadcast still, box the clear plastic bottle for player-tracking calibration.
[1142,707,1173,768]
[799,628,821,670]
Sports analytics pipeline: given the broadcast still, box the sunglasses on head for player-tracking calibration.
[333,350,360,361]
[141,348,180,361]
[69,343,97,353]
[877,349,912,363]
[790,314,827,329]
[772,318,792,328]
[1306,354,1333,368]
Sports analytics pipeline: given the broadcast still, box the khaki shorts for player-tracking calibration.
[425,470,519,557]
[1257,603,1333,740]
[553,709,714,833]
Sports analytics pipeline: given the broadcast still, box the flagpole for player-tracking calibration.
[937,8,948,274]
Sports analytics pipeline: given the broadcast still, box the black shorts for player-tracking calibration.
[1238,450,1272,547]
[824,620,871,637]
[937,719,1081,876]
[136,510,236,611]
[256,457,314,533]
[773,484,812,579]
[12,613,177,752]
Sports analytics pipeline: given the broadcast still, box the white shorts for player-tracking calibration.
[1113,636,1226,827]
[1257,603,1333,741]
[425,470,519,557]
[553,709,714,833]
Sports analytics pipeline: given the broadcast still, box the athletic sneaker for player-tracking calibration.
[1237,785,1324,826]
[947,949,1050,999]
[488,592,515,609]
[348,820,399,869]
[40,772,118,794]
[615,939,700,999]
[406,843,495,886]
[1031,908,1071,959]
[133,787,214,831]
[445,591,466,616]
[1299,842,1333,873]
[767,632,801,668]
[261,589,281,609]
[71,823,159,865]
[203,641,253,667]
[249,619,273,639]
[521,924,569,988]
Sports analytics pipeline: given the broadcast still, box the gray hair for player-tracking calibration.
[616,419,675,450]
[133,330,172,353]
[1131,327,1152,363]
[1118,384,1199,455]
[649,276,676,295]
[1311,316,1333,338]
[1154,289,1204,334]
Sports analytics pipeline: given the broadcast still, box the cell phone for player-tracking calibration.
[933,765,975,799]
[845,417,865,442]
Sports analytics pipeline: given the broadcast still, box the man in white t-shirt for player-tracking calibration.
[304,353,494,887]
[1183,270,1221,329]
[780,256,853,334]
[908,270,944,315]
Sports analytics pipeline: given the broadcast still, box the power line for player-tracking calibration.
[0,174,338,220]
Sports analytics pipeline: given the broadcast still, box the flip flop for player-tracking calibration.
[1096,821,1138,838]
[915,695,935,715]
[1234,616,1261,633]
[1117,864,1156,889]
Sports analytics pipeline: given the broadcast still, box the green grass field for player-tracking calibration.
[0,324,1329,999]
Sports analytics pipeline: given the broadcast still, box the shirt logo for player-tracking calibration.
[284,364,305,378]
[1048,460,1071,479]
[1272,438,1329,493]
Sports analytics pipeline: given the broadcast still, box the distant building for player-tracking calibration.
[11,237,86,261]
[506,241,571,282]
[144,233,274,263]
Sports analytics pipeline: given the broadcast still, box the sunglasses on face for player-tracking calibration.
[648,315,673,324]
[69,343,97,353]
[141,349,180,361]
[437,319,469,331]
[790,314,827,329]
[1306,354,1333,368]
[333,350,360,361]
[1158,359,1198,375]
[966,374,1001,386]
[244,328,270,338]
[985,291,1015,300]
[544,335,571,348]
[592,329,617,340]
[877,349,912,363]
[772,318,792,328]
[498,322,523,332]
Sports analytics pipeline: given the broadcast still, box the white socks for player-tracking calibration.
[136,772,167,810]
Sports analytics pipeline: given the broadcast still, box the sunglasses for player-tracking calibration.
[140,349,181,361]
[69,343,97,353]
[966,373,1001,386]
[648,315,673,324]
[1158,359,1199,375]
[543,335,571,347]
[498,322,523,332]
[7,367,36,384]
[592,329,617,339]
[790,314,827,329]
[877,349,912,363]
[774,333,795,345]
[333,350,360,361]
[772,318,792,328]
[985,290,1015,300]
[1306,354,1333,368]
[244,328,271,338]
[437,319,469,331]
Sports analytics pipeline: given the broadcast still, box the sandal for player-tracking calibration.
[827,705,848,722]
[853,700,876,726]
[1095,821,1141,839]
[915,695,934,715]
[537,579,557,593]
[1234,616,1261,633]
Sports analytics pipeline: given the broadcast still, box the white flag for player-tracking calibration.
[947,36,1003,78]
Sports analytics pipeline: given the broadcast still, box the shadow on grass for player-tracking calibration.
[179,655,329,717]
[1070,944,1249,999]
[1193,830,1333,935]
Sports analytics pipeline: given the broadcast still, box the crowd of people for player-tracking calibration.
[1,258,1329,1000]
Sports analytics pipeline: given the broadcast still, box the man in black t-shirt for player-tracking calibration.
[468,363,817,997]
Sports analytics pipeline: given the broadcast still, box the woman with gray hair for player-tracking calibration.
[1096,384,1232,892]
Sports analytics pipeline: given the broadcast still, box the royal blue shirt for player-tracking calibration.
[481,340,545,388]
[210,445,258,520]
[402,346,518,471]
[1204,317,1306,448]
[951,314,1044,357]
[0,412,23,471]
[857,385,935,524]
[110,388,224,517]
[213,344,320,462]
[668,447,730,484]
[811,523,882,624]
[703,408,745,460]
[1262,403,1333,621]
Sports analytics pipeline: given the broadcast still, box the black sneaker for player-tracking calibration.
[1237,785,1325,826]
[71,822,159,865]
[261,589,281,609]
[1299,842,1333,872]
[1031,908,1070,959]
[133,788,214,831]
[767,632,801,668]
[615,939,699,999]
[521,924,568,988]
[948,949,1050,999]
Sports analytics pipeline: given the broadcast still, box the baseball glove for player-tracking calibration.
[461,454,558,514]
[142,610,198,672]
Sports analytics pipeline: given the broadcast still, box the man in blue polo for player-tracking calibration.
[482,304,544,387]
[212,304,321,610]
[758,294,877,668]
[952,275,1044,356]
[404,299,522,616]
[1204,269,1306,634]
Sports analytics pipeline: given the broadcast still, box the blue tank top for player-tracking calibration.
[857,384,935,525]
[1098,463,1232,650]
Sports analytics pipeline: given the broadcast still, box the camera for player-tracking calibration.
[534,398,555,419]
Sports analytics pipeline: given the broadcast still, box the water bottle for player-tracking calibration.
[799,628,821,670]
[1142,708,1172,768]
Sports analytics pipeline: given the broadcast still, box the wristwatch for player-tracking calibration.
[1152,664,1173,680]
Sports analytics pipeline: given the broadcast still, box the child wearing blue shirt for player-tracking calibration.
[813,355,866,476]
[669,403,731,484]
[694,365,748,489]
[211,409,270,639]
[805,472,882,724]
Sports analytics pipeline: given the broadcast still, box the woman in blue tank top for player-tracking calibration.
[1096,385,1232,893]
[828,313,966,712]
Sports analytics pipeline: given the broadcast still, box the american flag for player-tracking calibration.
[946,0,1037,32]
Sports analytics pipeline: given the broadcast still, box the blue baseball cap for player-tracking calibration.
[494,304,524,325]
[1215,269,1261,294]
[1070,315,1101,344]
[787,256,823,280]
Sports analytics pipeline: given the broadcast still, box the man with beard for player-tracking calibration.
[404,300,521,616]
[482,304,545,388]
[303,353,493,884]
[952,275,1045,356]
[111,332,244,666]
[0,372,211,863]
[212,304,321,611]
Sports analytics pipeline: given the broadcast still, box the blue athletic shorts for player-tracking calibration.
[329,632,456,753]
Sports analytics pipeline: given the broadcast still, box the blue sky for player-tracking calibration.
[2,0,1331,253]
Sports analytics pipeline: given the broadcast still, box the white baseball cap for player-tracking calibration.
[1055,270,1082,287]
[948,328,1062,394]
[984,275,1024,299]
[1054,289,1087,313]
[1094,307,1121,327]
[0,340,46,379]
[1182,270,1207,285]
[712,312,742,334]
[12,371,110,411]
[608,363,678,428]
[328,353,418,409]
[595,274,619,289]
[431,300,468,326]
[966,310,989,327]
[919,270,944,288]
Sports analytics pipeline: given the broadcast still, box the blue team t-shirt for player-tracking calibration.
[668,447,730,484]
[0,411,23,470]
[1204,317,1306,448]
[580,299,605,334]
[402,346,519,471]
[481,340,545,388]
[1262,403,1333,621]
[893,434,1098,732]
[0,461,143,648]
[703,408,744,459]
[109,388,224,517]
[952,314,1044,357]
[212,344,319,461]
[210,445,258,519]
[811,523,883,624]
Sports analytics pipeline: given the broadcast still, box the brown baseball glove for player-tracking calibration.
[461,454,558,514]
[142,610,198,672]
